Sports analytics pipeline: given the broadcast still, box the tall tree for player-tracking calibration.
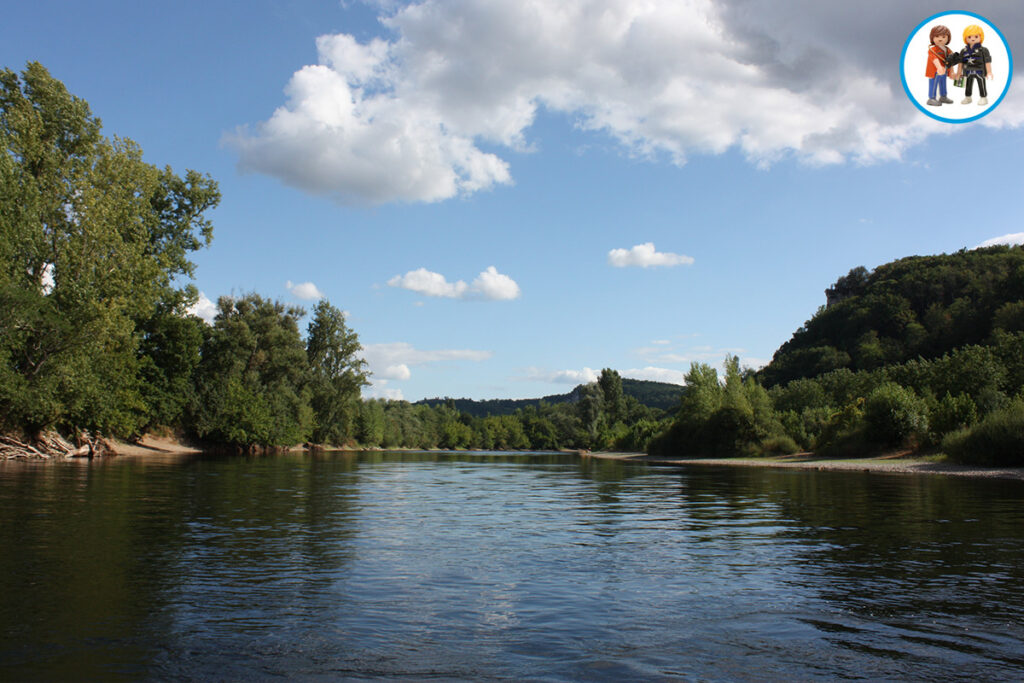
[306,300,369,445]
[191,295,311,447]
[0,62,219,436]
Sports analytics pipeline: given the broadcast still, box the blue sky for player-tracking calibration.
[4,1,1023,401]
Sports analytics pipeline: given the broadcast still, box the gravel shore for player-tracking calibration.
[587,451,1024,481]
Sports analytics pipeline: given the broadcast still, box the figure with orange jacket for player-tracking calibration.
[925,25,954,106]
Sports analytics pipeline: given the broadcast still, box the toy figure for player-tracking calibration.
[954,24,993,105]
[925,25,954,106]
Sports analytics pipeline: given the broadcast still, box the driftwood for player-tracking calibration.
[0,431,110,459]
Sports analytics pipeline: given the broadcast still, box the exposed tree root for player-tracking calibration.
[1,432,110,459]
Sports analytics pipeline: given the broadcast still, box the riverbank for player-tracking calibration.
[586,451,1024,480]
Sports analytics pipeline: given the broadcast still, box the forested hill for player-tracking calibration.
[759,246,1024,387]
[417,378,685,416]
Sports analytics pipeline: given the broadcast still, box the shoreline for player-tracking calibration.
[9,436,1023,481]
[585,451,1024,481]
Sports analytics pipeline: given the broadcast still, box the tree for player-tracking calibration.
[191,295,311,447]
[306,300,369,445]
[598,368,625,424]
[0,62,219,436]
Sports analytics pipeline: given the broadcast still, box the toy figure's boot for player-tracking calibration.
[978,96,988,105]
[927,98,941,106]
[961,96,972,104]
[939,96,953,104]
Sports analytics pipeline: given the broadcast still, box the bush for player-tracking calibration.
[928,392,978,441]
[863,382,927,446]
[758,435,801,456]
[942,399,1024,466]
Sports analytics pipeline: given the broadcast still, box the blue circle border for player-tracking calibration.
[900,10,1013,124]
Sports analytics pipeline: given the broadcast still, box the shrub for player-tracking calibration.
[863,382,927,446]
[758,435,801,456]
[942,399,1024,466]
[928,392,978,440]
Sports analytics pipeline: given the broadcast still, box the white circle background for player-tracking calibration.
[902,13,1011,121]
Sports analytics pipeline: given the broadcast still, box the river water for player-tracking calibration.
[1,451,1022,680]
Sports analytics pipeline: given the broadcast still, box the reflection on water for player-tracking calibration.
[1,452,1022,680]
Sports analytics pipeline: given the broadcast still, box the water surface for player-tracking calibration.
[1,451,1022,680]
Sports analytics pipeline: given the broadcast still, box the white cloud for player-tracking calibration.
[525,367,600,385]
[379,364,412,380]
[975,233,1024,249]
[363,380,405,401]
[361,342,492,392]
[608,242,694,268]
[286,280,324,300]
[471,266,522,300]
[188,292,218,324]
[364,342,493,367]
[227,0,1019,205]
[388,268,468,298]
[362,342,491,398]
[623,367,687,385]
[388,266,520,300]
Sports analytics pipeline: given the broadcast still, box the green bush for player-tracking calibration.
[758,435,801,456]
[942,399,1024,466]
[863,382,927,446]
[928,392,978,441]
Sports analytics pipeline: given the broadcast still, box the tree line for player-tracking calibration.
[4,62,1022,465]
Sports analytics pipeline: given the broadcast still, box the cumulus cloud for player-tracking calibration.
[286,280,324,300]
[188,292,218,324]
[388,266,521,300]
[227,0,1024,205]
[975,232,1024,248]
[379,364,412,380]
[608,242,694,268]
[525,367,600,385]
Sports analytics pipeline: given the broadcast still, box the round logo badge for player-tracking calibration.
[900,11,1012,123]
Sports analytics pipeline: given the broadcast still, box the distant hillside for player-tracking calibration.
[759,245,1024,386]
[417,378,684,417]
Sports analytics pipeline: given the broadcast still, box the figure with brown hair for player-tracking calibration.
[925,25,953,106]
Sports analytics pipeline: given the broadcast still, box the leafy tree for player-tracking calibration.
[598,368,625,424]
[0,62,218,436]
[306,300,369,445]
[191,295,311,446]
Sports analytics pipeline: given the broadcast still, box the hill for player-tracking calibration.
[759,246,1024,387]
[417,378,684,417]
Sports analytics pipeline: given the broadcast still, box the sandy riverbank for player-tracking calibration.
[71,439,1024,482]
[586,451,1024,481]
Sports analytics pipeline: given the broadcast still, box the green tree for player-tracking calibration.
[191,295,311,447]
[306,300,369,445]
[598,368,625,424]
[0,62,218,436]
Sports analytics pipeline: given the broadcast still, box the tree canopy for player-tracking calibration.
[1,62,219,436]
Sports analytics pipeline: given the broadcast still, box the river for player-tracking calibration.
[1,451,1022,680]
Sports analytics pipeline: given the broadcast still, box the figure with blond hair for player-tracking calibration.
[925,25,954,106]
[954,24,993,105]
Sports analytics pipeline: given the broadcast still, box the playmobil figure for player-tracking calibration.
[925,25,954,106]
[955,24,993,105]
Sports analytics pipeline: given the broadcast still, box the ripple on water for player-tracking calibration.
[0,451,1022,680]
